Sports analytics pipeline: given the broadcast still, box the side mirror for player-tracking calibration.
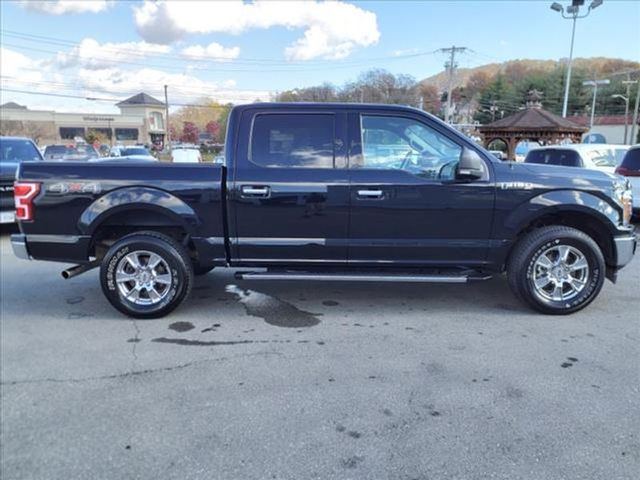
[456,147,485,181]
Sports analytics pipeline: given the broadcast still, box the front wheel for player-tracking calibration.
[100,231,193,318]
[507,226,605,315]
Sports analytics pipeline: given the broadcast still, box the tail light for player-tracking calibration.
[615,166,640,177]
[14,182,40,221]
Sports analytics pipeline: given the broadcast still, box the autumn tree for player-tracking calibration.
[180,122,199,144]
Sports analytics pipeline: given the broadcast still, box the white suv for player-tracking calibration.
[524,144,629,174]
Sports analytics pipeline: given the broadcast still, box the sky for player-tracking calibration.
[1,0,638,114]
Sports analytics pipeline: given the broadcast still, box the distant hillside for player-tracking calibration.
[421,57,640,91]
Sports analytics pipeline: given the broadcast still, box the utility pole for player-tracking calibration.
[164,84,171,155]
[439,45,467,124]
[621,78,638,144]
[631,80,640,146]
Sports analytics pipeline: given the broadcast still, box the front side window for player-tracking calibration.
[251,114,334,168]
[357,115,462,180]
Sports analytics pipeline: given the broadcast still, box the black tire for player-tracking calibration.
[507,226,605,315]
[193,263,215,276]
[100,231,193,318]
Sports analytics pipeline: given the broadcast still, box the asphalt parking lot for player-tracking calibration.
[1,227,639,480]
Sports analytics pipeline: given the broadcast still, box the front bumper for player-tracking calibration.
[11,234,30,260]
[613,230,637,268]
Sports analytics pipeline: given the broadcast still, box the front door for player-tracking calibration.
[347,111,495,267]
[230,108,350,265]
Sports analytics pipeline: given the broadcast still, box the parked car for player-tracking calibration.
[0,136,43,224]
[525,144,630,174]
[118,146,156,161]
[172,146,202,163]
[489,150,506,161]
[10,103,636,318]
[615,145,640,216]
[44,144,100,161]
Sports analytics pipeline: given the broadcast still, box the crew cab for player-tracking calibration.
[10,103,637,318]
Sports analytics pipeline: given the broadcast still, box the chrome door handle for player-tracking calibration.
[357,189,384,199]
[241,185,270,197]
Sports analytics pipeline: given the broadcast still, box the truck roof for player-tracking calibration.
[232,102,425,115]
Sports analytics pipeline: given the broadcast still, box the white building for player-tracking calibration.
[0,92,167,147]
[570,115,640,145]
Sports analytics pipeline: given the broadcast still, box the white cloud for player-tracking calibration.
[76,67,270,105]
[53,38,171,70]
[1,47,271,113]
[393,48,419,57]
[133,0,379,60]
[0,47,43,83]
[17,0,112,15]
[181,43,240,61]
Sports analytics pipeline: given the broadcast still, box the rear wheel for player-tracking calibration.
[100,231,193,318]
[507,226,605,315]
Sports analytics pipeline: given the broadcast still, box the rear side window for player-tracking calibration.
[525,150,582,167]
[250,114,334,168]
[620,148,640,171]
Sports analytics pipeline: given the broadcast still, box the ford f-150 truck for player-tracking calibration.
[10,103,637,318]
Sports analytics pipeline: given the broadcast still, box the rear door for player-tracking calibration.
[229,107,350,265]
[347,110,495,266]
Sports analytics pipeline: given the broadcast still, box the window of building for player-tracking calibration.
[59,127,85,140]
[250,114,335,168]
[357,115,462,180]
[149,112,164,130]
[92,128,112,139]
[115,128,139,141]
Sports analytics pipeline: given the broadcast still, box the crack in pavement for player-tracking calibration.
[1,351,282,387]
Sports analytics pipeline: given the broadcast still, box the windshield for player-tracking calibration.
[122,147,150,156]
[583,148,620,167]
[0,139,42,162]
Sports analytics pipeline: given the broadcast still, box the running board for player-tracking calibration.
[235,270,492,283]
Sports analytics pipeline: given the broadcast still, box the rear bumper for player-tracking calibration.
[11,234,30,260]
[1,210,15,224]
[10,233,92,263]
[613,230,637,268]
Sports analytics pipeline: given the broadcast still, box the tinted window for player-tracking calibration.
[357,115,462,180]
[525,150,582,167]
[44,145,69,158]
[0,139,42,162]
[122,147,150,156]
[620,148,640,171]
[251,114,334,168]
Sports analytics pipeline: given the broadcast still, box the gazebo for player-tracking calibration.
[478,91,588,160]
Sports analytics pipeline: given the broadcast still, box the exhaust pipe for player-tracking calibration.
[61,260,100,280]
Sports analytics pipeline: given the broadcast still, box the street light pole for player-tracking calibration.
[620,79,638,144]
[583,79,610,129]
[562,13,578,118]
[550,0,604,118]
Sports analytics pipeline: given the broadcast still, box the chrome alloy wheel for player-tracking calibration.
[115,250,172,305]
[532,245,589,302]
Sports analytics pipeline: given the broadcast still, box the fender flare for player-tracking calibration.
[78,186,201,235]
[504,189,620,237]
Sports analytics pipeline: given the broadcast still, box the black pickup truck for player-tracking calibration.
[11,103,636,318]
